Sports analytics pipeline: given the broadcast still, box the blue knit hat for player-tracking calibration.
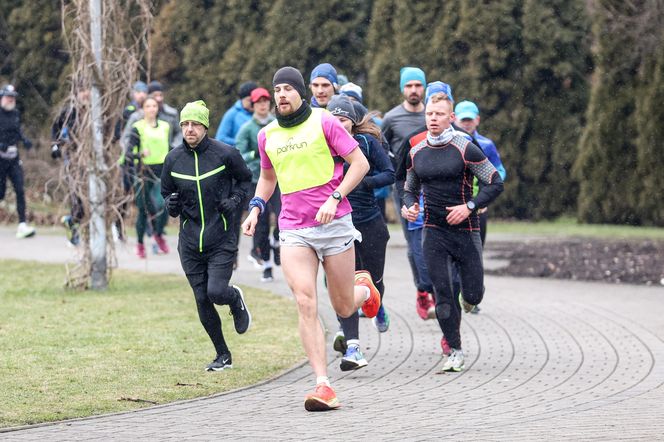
[425,81,454,105]
[310,63,338,89]
[132,81,148,93]
[400,67,426,92]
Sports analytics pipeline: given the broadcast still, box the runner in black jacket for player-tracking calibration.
[0,84,35,238]
[161,100,253,372]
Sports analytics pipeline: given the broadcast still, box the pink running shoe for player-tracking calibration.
[154,234,169,254]
[136,243,146,259]
[416,290,432,320]
[440,336,451,356]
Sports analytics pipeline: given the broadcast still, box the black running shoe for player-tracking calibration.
[261,267,273,282]
[273,245,281,266]
[229,285,251,334]
[206,353,232,371]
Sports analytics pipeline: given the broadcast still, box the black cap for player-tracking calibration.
[148,81,163,93]
[238,81,258,98]
[272,67,307,99]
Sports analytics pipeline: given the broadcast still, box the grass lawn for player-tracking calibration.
[387,216,664,240]
[489,216,664,240]
[0,260,303,428]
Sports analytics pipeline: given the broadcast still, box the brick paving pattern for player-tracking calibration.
[1,228,663,440]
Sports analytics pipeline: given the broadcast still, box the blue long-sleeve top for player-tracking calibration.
[344,132,395,225]
[474,131,506,180]
[214,100,253,146]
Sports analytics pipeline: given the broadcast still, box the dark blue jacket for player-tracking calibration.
[345,133,395,224]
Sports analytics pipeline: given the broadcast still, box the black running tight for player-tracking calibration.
[423,226,484,349]
[354,214,390,299]
[337,214,389,341]
[181,246,237,356]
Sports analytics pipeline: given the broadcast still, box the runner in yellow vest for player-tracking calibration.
[126,96,171,258]
[242,66,381,412]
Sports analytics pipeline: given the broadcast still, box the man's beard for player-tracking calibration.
[1,102,16,111]
[406,95,422,106]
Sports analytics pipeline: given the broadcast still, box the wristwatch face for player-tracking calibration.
[332,191,342,201]
[467,201,476,210]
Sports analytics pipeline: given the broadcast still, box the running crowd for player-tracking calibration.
[0,62,506,412]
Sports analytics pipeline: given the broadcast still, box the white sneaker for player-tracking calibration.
[441,348,465,372]
[16,222,36,239]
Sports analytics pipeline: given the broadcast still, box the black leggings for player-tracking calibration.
[180,242,238,356]
[354,214,390,300]
[255,187,281,262]
[423,226,484,349]
[337,214,390,341]
[0,159,26,223]
[479,211,488,246]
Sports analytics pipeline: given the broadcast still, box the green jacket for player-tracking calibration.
[235,114,274,183]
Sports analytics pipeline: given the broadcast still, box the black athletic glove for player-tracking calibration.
[50,144,62,159]
[166,193,182,217]
[23,138,33,149]
[217,194,242,216]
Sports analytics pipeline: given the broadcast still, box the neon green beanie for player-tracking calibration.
[180,100,209,128]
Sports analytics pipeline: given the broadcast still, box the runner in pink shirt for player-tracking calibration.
[242,66,381,412]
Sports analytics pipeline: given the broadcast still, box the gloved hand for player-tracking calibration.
[23,138,33,149]
[218,194,242,216]
[50,144,62,159]
[166,192,182,217]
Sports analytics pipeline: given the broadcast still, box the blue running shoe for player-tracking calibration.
[340,345,368,371]
[372,305,390,333]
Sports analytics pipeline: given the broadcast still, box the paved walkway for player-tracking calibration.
[1,226,663,440]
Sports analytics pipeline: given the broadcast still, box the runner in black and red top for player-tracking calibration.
[403,90,503,372]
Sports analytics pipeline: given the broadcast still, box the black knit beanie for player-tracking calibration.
[238,81,258,98]
[272,67,306,99]
[148,81,163,93]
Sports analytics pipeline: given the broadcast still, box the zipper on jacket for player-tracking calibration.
[194,151,205,252]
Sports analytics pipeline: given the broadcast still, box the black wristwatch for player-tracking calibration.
[466,200,476,211]
[331,191,343,202]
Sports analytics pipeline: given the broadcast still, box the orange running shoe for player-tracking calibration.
[304,383,340,411]
[355,270,381,318]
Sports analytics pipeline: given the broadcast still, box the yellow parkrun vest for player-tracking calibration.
[133,119,170,165]
[263,108,334,194]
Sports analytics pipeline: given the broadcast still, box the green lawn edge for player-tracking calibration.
[0,260,304,428]
[387,216,664,240]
